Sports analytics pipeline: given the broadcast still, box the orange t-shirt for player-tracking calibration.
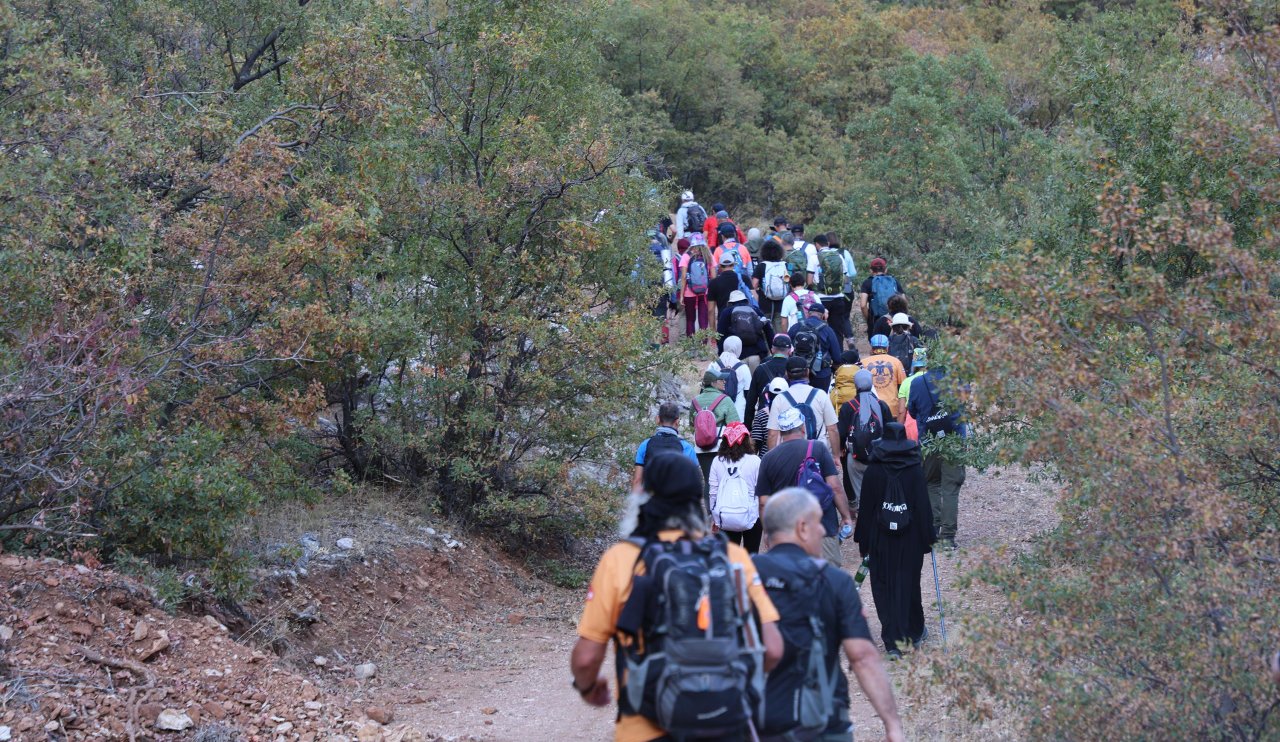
[576,531,780,742]
[863,352,906,419]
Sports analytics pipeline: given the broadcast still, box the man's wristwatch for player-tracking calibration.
[571,677,597,697]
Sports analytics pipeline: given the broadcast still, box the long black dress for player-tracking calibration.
[853,425,936,652]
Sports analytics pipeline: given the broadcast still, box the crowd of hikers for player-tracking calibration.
[570,192,974,741]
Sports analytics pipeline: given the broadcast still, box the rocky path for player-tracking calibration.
[392,462,1057,741]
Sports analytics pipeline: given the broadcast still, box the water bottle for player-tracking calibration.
[854,555,870,586]
[838,523,853,542]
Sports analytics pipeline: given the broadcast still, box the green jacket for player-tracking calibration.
[690,386,740,430]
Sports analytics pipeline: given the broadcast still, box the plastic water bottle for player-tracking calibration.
[838,523,853,542]
[854,556,870,586]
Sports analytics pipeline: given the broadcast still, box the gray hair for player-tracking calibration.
[762,487,821,537]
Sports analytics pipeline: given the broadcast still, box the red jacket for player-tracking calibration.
[704,216,746,248]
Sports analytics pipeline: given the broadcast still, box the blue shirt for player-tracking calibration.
[634,427,699,466]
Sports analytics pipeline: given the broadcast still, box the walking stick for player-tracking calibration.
[930,550,948,651]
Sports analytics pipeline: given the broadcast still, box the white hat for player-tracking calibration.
[891,313,912,327]
[777,407,805,432]
[728,290,747,303]
[680,190,695,202]
[767,377,789,396]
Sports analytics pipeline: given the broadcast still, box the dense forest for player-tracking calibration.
[2,0,1277,736]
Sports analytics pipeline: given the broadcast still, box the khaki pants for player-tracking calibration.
[821,535,843,567]
[923,452,965,540]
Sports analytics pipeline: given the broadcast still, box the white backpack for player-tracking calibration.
[762,261,789,301]
[714,464,758,532]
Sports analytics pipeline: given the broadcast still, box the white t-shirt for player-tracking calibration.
[794,241,819,278]
[710,357,752,421]
[779,287,814,329]
[708,453,762,527]
[767,383,838,449]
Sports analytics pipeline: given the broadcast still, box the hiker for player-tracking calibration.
[709,421,763,553]
[709,252,744,320]
[790,224,818,287]
[707,205,746,248]
[779,271,816,333]
[768,216,789,241]
[753,488,906,742]
[854,423,935,658]
[710,335,754,421]
[717,290,770,372]
[754,236,790,328]
[906,365,967,550]
[870,294,923,340]
[746,334,792,425]
[745,226,765,262]
[752,377,788,457]
[828,235,859,346]
[691,368,742,494]
[898,348,928,441]
[886,314,918,370]
[703,203,724,247]
[756,408,853,566]
[830,356,867,503]
[678,240,713,338]
[788,302,841,394]
[837,369,892,511]
[815,234,855,348]
[860,258,905,340]
[782,232,813,289]
[766,357,842,465]
[674,190,707,244]
[714,223,753,284]
[647,220,674,346]
[864,335,907,422]
[631,402,699,492]
[570,453,784,740]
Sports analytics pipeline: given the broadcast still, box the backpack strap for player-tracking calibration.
[805,388,818,407]
[805,441,814,460]
[709,394,728,413]
[692,398,703,414]
[782,389,797,407]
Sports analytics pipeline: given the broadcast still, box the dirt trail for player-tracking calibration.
[389,464,1056,741]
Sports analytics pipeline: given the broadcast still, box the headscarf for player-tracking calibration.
[721,421,750,447]
[721,336,742,363]
[631,453,706,539]
[855,369,879,428]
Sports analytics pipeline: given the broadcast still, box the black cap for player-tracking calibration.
[713,203,725,213]
[785,356,808,374]
[790,223,805,234]
[807,302,827,314]
[718,222,736,237]
[643,453,706,504]
[773,216,788,227]
[772,335,793,350]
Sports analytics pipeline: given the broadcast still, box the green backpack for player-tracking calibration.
[785,246,808,279]
[818,249,844,295]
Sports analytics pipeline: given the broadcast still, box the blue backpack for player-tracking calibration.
[794,441,834,510]
[869,274,897,318]
[782,389,820,441]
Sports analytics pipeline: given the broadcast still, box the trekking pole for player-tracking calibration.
[930,551,948,651]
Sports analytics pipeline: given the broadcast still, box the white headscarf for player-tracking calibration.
[855,369,879,427]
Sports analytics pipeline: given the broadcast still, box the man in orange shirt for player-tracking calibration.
[863,334,907,421]
[570,454,784,742]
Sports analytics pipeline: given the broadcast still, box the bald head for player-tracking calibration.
[763,488,821,537]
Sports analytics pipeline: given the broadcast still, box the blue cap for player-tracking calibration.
[870,334,889,348]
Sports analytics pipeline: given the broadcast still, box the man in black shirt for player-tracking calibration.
[754,488,904,742]
[757,408,853,566]
[745,335,791,423]
[708,253,742,318]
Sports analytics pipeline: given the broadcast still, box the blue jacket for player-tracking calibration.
[907,369,967,439]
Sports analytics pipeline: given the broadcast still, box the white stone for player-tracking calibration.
[155,709,193,731]
[353,662,378,680]
[336,537,355,550]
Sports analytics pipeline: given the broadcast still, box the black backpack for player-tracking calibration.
[782,389,821,441]
[717,359,746,401]
[878,471,911,535]
[754,556,835,741]
[887,332,916,371]
[844,399,884,464]
[793,320,832,375]
[643,433,685,466]
[615,535,763,739]
[685,202,707,233]
[728,306,762,346]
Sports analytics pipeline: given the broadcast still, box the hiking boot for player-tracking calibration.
[886,648,903,661]
[937,538,957,551]
[912,628,929,648]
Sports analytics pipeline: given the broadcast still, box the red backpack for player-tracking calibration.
[692,395,728,448]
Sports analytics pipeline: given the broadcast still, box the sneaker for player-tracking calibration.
[912,627,929,648]
[937,538,957,551]
[886,648,903,661]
